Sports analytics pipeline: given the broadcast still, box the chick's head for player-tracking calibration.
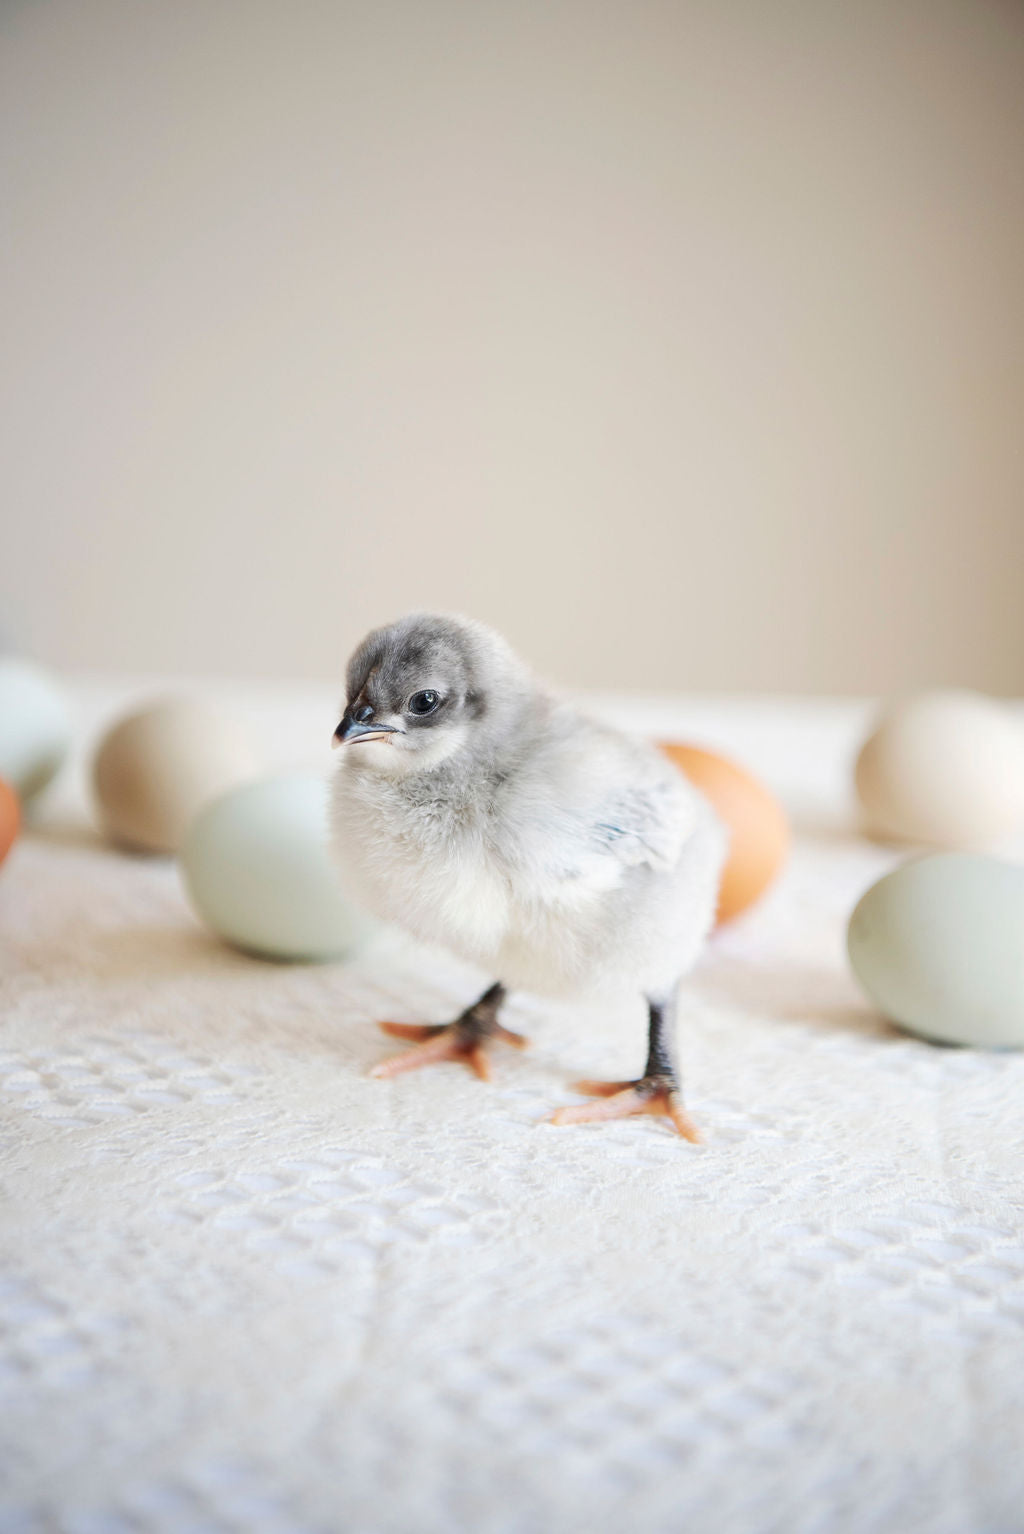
[333,613,529,775]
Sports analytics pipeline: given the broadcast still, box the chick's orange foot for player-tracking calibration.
[549,1074,700,1141]
[370,982,527,1081]
[547,994,700,1141]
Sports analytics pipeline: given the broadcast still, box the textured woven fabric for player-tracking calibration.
[1,685,1022,1534]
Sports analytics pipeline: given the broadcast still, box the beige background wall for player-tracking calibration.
[2,0,1022,694]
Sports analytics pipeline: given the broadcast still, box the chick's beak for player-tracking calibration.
[332,711,401,748]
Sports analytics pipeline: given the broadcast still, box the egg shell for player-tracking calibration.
[659,742,789,923]
[848,853,1024,1048]
[0,776,20,868]
[0,657,71,802]
[93,697,261,854]
[180,773,376,962]
[855,690,1024,849]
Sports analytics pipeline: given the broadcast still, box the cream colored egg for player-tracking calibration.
[93,697,261,853]
[855,691,1024,849]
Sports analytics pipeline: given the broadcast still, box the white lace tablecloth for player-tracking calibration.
[2,683,1022,1534]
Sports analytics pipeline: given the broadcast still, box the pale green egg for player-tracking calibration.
[847,853,1024,1047]
[0,657,71,802]
[180,774,375,962]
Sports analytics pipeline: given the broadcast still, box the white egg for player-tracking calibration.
[93,697,261,853]
[0,657,72,802]
[855,690,1024,849]
[180,774,376,962]
[848,853,1024,1047]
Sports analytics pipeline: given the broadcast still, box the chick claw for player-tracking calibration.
[549,1076,701,1142]
[371,1018,528,1081]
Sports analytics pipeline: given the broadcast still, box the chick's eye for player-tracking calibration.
[408,689,440,716]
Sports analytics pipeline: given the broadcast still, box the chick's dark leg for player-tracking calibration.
[550,992,700,1142]
[372,982,527,1081]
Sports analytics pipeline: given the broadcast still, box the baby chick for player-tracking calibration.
[330,614,726,1138]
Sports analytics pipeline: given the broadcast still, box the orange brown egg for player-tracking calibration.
[658,742,789,924]
[0,775,20,869]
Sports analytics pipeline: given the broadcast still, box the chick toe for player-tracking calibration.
[549,1078,700,1141]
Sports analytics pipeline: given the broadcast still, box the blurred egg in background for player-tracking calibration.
[93,697,262,853]
[855,691,1024,849]
[658,742,789,924]
[848,853,1024,1048]
[0,776,20,868]
[180,773,377,962]
[0,657,71,804]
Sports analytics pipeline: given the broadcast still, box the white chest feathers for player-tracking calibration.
[330,766,513,964]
